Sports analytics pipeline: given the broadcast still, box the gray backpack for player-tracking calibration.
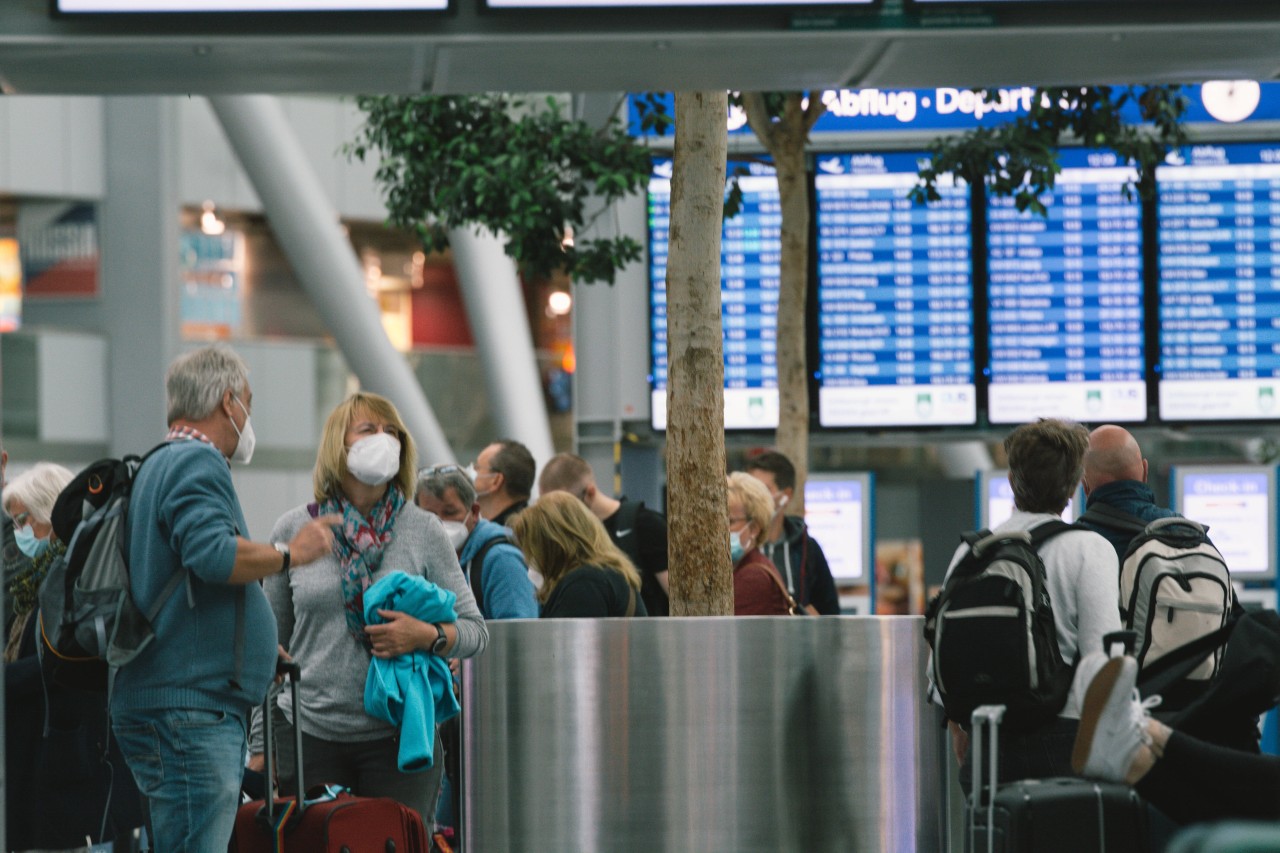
[1120,517,1232,682]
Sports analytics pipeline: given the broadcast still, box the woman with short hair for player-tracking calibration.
[512,491,646,618]
[256,391,487,826]
[726,471,793,616]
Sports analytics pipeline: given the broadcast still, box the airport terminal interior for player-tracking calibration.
[2,1,1280,851]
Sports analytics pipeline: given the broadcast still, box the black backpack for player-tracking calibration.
[38,445,182,689]
[466,535,519,617]
[924,520,1075,731]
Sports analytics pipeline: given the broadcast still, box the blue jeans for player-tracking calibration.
[112,708,246,853]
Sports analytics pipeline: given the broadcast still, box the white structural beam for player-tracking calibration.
[448,225,556,471]
[207,95,454,465]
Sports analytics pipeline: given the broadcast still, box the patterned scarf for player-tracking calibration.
[9,538,66,619]
[321,487,405,645]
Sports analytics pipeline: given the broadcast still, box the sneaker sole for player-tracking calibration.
[1071,657,1131,775]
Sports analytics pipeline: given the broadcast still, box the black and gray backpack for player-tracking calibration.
[925,520,1075,731]
[1120,517,1232,682]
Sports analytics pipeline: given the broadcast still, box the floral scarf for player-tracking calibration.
[6,539,66,664]
[321,487,405,645]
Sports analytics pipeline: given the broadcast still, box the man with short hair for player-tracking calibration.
[1077,424,1179,561]
[745,450,840,615]
[416,463,538,621]
[538,452,670,616]
[934,418,1122,791]
[473,439,534,528]
[111,344,340,853]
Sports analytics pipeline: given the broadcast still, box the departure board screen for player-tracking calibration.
[58,0,447,9]
[649,158,779,430]
[986,148,1146,424]
[1157,143,1280,421]
[814,152,976,428]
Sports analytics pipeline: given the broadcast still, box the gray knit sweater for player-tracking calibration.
[259,501,487,744]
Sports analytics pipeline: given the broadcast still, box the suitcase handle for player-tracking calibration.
[262,661,306,826]
[970,704,1005,853]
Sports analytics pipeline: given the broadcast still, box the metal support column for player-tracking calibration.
[447,225,555,470]
[207,95,454,464]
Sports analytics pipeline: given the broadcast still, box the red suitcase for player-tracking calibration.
[229,662,429,853]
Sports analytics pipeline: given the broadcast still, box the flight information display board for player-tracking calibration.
[1157,143,1280,421]
[986,148,1146,424]
[805,473,874,583]
[649,158,779,430]
[488,0,873,6]
[814,152,976,427]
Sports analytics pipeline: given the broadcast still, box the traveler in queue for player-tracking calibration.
[112,344,340,853]
[727,472,793,616]
[512,491,646,618]
[255,391,487,829]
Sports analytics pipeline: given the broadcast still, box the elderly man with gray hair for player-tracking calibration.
[110,344,340,853]
[415,463,537,621]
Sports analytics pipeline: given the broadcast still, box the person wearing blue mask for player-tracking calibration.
[0,448,34,605]
[726,472,793,616]
[2,461,74,654]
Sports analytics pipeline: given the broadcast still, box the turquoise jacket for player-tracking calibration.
[362,571,460,772]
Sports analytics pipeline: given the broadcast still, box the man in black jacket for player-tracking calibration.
[746,451,840,615]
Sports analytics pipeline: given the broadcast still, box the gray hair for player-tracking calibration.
[2,462,75,524]
[417,464,476,507]
[166,345,250,424]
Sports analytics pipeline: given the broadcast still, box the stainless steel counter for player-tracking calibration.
[461,616,945,853]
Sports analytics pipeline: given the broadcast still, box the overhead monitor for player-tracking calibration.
[1157,143,1280,422]
[649,158,780,430]
[814,152,976,428]
[487,0,874,6]
[985,148,1146,424]
[975,468,1082,530]
[57,0,448,9]
[1172,465,1276,582]
[804,473,874,584]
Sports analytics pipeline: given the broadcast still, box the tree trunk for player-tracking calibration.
[666,91,733,617]
[742,92,822,515]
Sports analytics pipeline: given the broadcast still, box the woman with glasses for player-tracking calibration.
[511,491,646,618]
[253,392,487,829]
[727,472,793,615]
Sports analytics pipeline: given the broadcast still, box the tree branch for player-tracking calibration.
[740,92,777,157]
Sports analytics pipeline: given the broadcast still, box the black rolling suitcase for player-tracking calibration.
[966,704,1150,853]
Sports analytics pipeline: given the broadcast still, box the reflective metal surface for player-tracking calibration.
[462,617,945,853]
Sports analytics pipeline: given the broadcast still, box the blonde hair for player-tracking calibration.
[313,392,418,502]
[511,491,642,604]
[727,471,774,537]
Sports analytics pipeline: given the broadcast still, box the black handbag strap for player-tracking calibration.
[1137,616,1239,697]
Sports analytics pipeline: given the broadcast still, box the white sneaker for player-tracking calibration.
[1071,655,1161,782]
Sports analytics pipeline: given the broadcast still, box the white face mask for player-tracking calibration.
[441,520,470,552]
[230,395,255,465]
[347,433,401,486]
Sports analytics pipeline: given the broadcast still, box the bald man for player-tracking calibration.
[1077,425,1179,560]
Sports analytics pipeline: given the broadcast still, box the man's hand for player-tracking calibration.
[289,514,342,566]
[365,609,432,659]
[247,753,266,773]
[948,719,969,765]
[274,645,293,684]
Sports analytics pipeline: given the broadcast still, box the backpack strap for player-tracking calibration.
[1078,503,1149,535]
[1027,518,1076,548]
[467,535,517,616]
[1137,615,1239,698]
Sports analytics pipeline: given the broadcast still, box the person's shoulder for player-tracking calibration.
[271,503,316,538]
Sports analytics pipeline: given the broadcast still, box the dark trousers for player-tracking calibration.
[1137,731,1280,824]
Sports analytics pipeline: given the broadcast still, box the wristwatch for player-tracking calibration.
[273,542,291,573]
[431,623,449,655]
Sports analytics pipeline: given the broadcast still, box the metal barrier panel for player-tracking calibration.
[462,616,945,853]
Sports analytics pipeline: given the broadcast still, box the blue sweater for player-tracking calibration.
[459,519,538,620]
[112,440,277,723]
[362,572,460,772]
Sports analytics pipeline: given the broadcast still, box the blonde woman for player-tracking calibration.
[257,392,487,823]
[512,491,646,618]
[727,472,792,615]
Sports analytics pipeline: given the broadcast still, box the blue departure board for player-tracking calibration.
[649,158,779,430]
[814,152,975,427]
[1157,143,1280,421]
[985,148,1146,424]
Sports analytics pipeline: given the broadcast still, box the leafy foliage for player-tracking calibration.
[910,85,1189,215]
[348,94,653,284]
